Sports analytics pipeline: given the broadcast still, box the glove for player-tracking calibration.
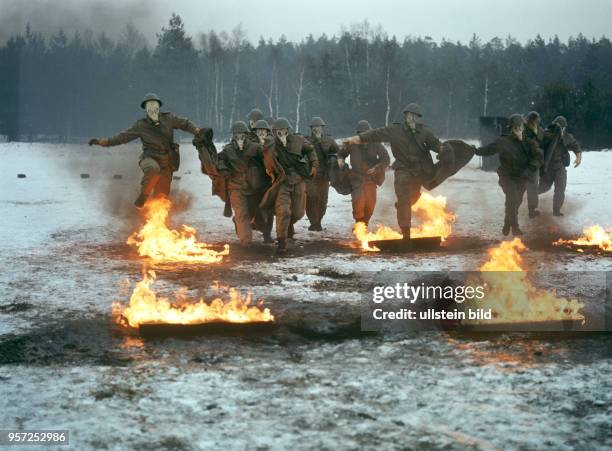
[574,153,582,168]
[88,138,99,146]
[310,166,318,178]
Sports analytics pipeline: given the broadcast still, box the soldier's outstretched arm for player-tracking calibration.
[303,139,320,177]
[89,122,140,147]
[358,126,393,144]
[474,140,499,157]
[170,113,201,135]
[424,129,442,153]
[566,134,582,167]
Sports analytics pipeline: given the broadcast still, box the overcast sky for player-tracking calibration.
[1,0,611,45]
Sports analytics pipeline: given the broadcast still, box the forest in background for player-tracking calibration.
[1,13,612,147]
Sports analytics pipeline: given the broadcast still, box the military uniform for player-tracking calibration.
[105,112,199,197]
[359,122,441,233]
[524,125,545,214]
[262,134,318,242]
[218,139,266,245]
[338,142,390,225]
[539,127,581,214]
[305,134,339,229]
[476,134,542,234]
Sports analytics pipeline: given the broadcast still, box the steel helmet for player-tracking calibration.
[402,103,422,117]
[231,121,249,134]
[552,115,568,128]
[247,108,264,122]
[356,120,372,133]
[525,111,541,123]
[309,116,326,127]
[509,114,525,129]
[140,93,163,109]
[272,117,291,130]
[252,119,271,130]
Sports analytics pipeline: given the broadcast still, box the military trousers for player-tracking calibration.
[351,178,377,225]
[538,167,567,212]
[394,169,424,230]
[139,155,173,197]
[275,181,306,240]
[498,175,527,227]
[526,171,539,211]
[305,177,330,227]
[229,189,254,244]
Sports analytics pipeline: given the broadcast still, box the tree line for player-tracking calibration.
[1,14,612,147]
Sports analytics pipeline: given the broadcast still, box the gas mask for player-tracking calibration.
[404,112,417,131]
[512,124,524,141]
[311,126,323,139]
[256,129,268,144]
[249,120,256,130]
[234,133,246,150]
[145,100,160,123]
[275,129,289,146]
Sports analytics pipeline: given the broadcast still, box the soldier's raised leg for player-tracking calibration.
[274,184,292,252]
[362,180,377,225]
[139,157,162,200]
[230,189,253,245]
[527,172,540,218]
[394,170,422,239]
[553,167,567,216]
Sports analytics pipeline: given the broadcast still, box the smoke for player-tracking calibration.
[0,0,159,44]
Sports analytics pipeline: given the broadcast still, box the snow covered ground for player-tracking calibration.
[0,142,611,450]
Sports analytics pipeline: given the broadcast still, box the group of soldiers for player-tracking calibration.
[88,92,582,252]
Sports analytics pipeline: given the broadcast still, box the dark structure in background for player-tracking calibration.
[1,15,612,146]
[479,116,509,171]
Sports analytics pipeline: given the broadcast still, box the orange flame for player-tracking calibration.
[127,196,229,263]
[113,270,274,328]
[353,193,455,251]
[554,225,612,252]
[465,238,584,324]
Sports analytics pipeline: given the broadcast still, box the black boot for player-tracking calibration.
[528,209,540,218]
[263,232,274,244]
[134,193,148,209]
[275,238,288,255]
[512,223,523,236]
[288,223,295,239]
[401,227,411,240]
[308,223,317,231]
[553,210,564,217]
[502,219,511,236]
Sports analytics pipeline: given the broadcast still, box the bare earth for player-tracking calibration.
[0,141,611,450]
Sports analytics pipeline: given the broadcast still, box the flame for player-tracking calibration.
[353,193,455,251]
[113,270,274,328]
[554,225,612,252]
[353,222,402,251]
[465,238,584,324]
[127,196,229,263]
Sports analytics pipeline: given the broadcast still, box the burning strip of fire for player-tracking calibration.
[465,238,584,324]
[353,193,456,251]
[113,270,274,328]
[127,196,229,263]
[553,225,612,252]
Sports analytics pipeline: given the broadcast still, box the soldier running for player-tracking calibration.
[538,116,582,216]
[475,114,543,236]
[261,117,318,254]
[343,103,442,239]
[524,111,545,218]
[217,121,268,246]
[88,93,201,208]
[305,117,339,231]
[338,120,390,226]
